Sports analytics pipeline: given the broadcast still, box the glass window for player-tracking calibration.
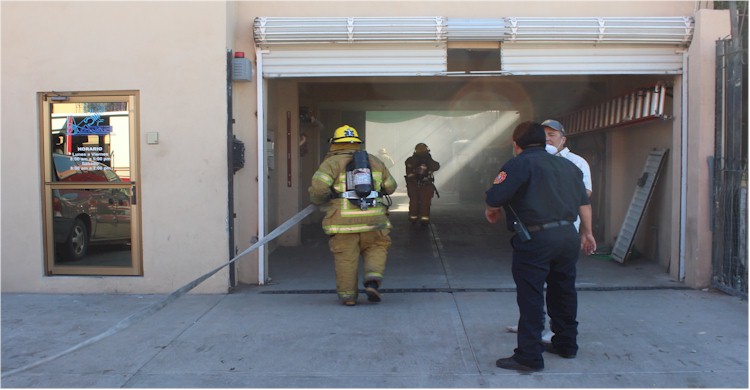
[40,92,141,276]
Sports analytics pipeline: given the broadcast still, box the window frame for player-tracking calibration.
[38,91,143,276]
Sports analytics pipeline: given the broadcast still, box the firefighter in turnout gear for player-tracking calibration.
[308,125,398,306]
[405,143,440,225]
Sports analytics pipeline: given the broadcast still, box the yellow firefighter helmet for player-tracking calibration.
[329,125,362,144]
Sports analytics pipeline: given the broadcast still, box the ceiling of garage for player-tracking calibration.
[296,74,669,120]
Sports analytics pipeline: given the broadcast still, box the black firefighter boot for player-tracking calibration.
[364,281,381,303]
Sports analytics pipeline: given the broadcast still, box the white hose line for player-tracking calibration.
[2,204,317,379]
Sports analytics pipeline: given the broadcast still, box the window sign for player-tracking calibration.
[52,102,131,182]
[41,93,141,276]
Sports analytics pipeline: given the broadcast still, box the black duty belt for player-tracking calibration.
[526,220,572,233]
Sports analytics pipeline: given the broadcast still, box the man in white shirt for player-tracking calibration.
[507,119,593,343]
[542,119,593,230]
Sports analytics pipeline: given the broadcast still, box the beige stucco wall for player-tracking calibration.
[682,9,731,288]
[228,1,261,285]
[230,69,261,286]
[1,1,232,293]
[240,1,698,18]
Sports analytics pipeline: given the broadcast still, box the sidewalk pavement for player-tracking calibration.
[2,195,748,388]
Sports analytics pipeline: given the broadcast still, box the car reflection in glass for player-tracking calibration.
[52,154,131,262]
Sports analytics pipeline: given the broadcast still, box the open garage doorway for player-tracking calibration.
[364,110,519,202]
[261,74,681,293]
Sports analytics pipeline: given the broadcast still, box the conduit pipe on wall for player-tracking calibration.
[226,50,236,287]
[679,51,688,281]
[256,48,268,284]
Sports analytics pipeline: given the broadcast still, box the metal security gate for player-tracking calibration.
[712,38,748,297]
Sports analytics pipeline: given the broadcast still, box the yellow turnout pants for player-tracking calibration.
[329,230,391,301]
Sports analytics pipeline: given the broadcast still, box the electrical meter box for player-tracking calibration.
[232,57,253,82]
[232,137,245,173]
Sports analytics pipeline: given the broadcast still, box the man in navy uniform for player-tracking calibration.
[485,121,596,372]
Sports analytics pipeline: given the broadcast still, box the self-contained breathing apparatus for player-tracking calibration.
[408,156,440,198]
[340,150,380,210]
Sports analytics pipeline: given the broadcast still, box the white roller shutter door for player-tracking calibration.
[253,16,693,77]
[260,44,447,78]
[501,44,685,75]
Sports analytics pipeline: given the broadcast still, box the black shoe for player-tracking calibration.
[364,282,381,303]
[544,344,576,359]
[495,357,543,372]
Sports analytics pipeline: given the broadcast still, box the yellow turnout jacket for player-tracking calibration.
[309,145,398,234]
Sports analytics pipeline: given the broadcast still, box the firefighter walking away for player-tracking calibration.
[308,125,398,306]
[405,143,440,226]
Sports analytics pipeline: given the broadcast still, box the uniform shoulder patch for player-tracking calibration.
[493,171,507,184]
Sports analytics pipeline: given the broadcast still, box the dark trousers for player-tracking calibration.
[510,225,579,368]
[406,180,435,219]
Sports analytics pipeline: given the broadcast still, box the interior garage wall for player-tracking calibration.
[298,106,325,215]
[608,120,674,268]
[267,80,300,248]
[566,76,676,270]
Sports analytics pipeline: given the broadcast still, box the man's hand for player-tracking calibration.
[578,204,596,255]
[580,233,597,255]
[485,206,502,224]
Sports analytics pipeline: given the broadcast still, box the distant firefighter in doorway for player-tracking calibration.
[404,143,440,226]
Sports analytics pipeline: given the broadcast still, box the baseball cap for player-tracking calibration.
[541,119,565,135]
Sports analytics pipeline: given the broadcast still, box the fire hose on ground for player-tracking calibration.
[1,204,318,379]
